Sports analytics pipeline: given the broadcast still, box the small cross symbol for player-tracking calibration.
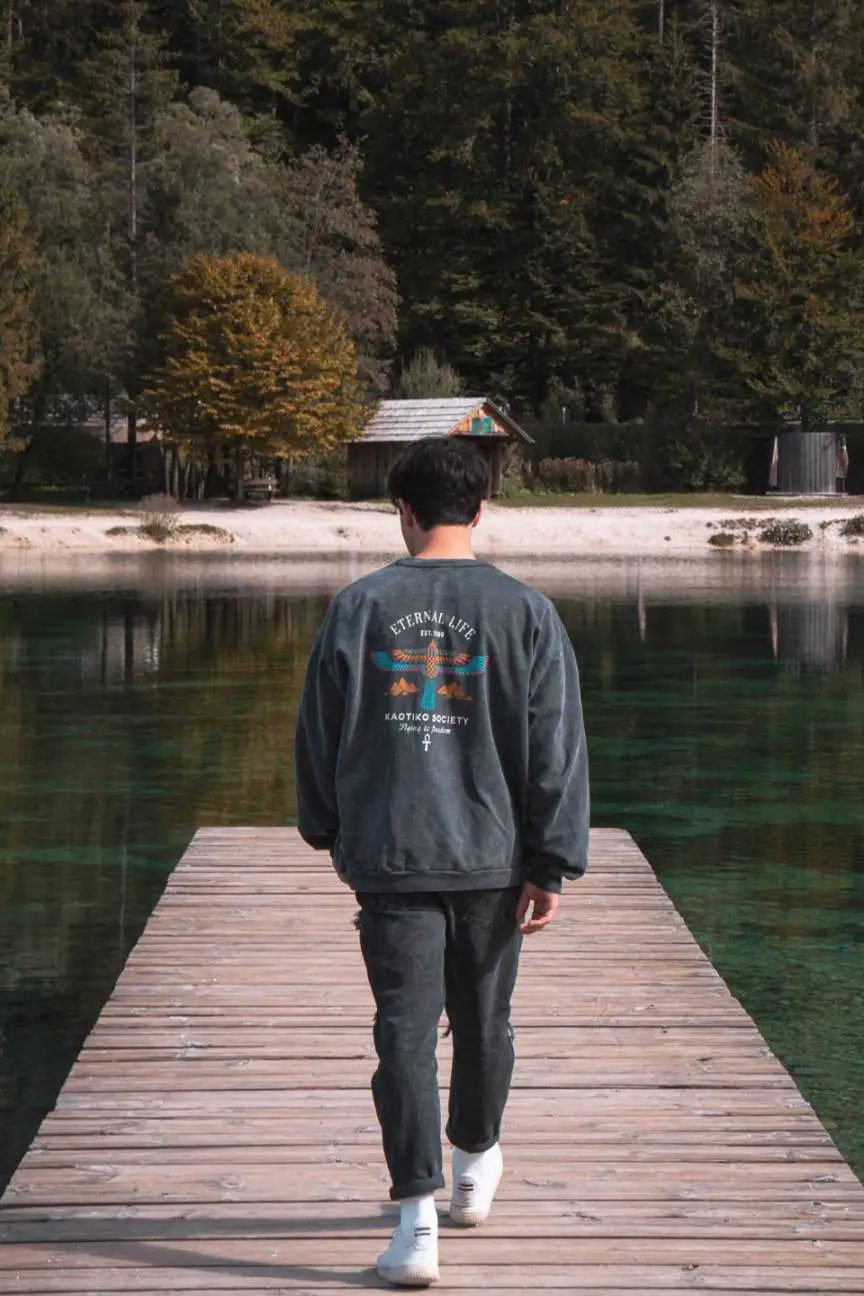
[422,733,432,752]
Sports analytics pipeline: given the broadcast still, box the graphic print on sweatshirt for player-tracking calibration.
[371,608,488,752]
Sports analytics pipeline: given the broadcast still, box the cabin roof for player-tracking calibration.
[360,398,533,444]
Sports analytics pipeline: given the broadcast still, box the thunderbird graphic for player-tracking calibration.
[373,641,489,711]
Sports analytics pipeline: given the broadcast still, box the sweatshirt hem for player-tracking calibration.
[349,865,525,894]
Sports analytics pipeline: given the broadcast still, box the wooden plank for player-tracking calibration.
[1,826,863,1295]
[6,1199,864,1240]
[4,1236,864,1270]
[0,1266,863,1292]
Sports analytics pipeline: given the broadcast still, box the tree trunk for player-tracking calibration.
[104,383,113,484]
[709,1,720,180]
[10,387,47,501]
[170,448,180,499]
[128,16,139,296]
[800,403,811,436]
[127,408,138,495]
[233,444,246,502]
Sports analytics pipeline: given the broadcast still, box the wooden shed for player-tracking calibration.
[347,397,533,500]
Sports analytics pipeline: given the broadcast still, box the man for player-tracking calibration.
[295,436,589,1287]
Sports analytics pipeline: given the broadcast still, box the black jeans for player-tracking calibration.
[356,887,523,1200]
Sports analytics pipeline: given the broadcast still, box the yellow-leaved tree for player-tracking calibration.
[143,253,370,498]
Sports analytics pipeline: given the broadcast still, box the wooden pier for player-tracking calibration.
[2,826,864,1292]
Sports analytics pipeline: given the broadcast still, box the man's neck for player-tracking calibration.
[411,526,476,560]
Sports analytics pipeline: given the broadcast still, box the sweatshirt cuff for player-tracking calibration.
[299,829,337,851]
[526,867,563,894]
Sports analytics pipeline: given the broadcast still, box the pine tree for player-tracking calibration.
[395,348,464,399]
[158,0,300,139]
[655,138,753,421]
[735,143,864,430]
[0,178,39,437]
[1,0,88,110]
[357,0,647,412]
[727,1,864,176]
[83,2,177,292]
[81,1,178,467]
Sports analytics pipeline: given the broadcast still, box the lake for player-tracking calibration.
[1,553,863,1192]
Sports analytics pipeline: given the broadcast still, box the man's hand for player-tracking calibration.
[516,882,559,935]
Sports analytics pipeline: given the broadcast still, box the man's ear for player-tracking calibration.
[398,499,416,527]
[472,500,486,529]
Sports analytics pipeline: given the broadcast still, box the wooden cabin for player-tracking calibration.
[347,397,533,499]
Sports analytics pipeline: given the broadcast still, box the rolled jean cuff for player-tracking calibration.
[445,1123,502,1155]
[390,1171,446,1202]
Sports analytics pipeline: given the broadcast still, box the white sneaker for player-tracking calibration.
[450,1143,503,1226]
[376,1222,439,1287]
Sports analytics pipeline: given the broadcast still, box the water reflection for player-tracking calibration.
[770,601,849,668]
[1,559,864,1192]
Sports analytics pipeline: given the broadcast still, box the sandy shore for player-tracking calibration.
[1,498,864,560]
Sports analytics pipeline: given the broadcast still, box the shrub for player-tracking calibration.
[759,519,812,546]
[537,457,595,492]
[138,493,180,543]
[657,432,746,490]
[595,460,642,493]
[839,514,864,538]
[708,532,736,547]
[281,446,348,499]
[535,457,642,494]
[139,518,175,542]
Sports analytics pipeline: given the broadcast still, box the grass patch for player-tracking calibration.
[708,532,737,548]
[499,491,742,509]
[759,519,813,546]
[176,523,234,542]
[840,514,864,538]
[105,521,233,543]
[718,516,775,531]
[0,501,137,516]
[498,492,864,510]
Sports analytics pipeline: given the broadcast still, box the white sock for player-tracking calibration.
[400,1193,438,1232]
[454,1145,498,1177]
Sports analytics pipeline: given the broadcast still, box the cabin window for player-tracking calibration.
[470,416,495,435]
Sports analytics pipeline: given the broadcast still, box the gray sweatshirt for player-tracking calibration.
[295,557,589,893]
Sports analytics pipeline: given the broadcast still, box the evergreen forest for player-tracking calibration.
[3,1,864,494]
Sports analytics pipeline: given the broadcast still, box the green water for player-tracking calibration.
[1,558,863,1191]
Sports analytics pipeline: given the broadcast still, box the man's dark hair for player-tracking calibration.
[388,437,490,530]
